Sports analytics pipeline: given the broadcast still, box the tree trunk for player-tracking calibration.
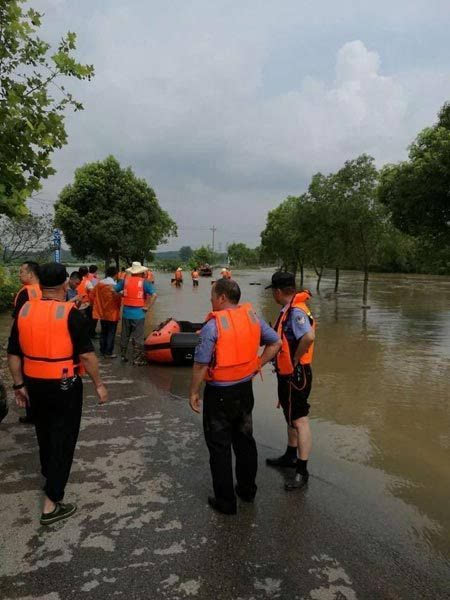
[300,262,304,288]
[362,266,370,308]
[334,266,340,293]
[115,254,120,269]
[314,265,323,292]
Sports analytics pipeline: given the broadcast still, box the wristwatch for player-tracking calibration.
[12,382,25,390]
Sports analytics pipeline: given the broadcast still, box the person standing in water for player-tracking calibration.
[191,267,200,287]
[265,272,316,491]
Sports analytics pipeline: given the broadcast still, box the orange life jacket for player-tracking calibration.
[117,271,127,280]
[93,282,121,321]
[191,271,199,279]
[174,271,183,281]
[17,300,83,379]
[14,283,42,306]
[123,276,145,307]
[205,303,261,382]
[87,273,98,281]
[224,270,232,279]
[275,292,315,375]
[77,277,90,304]
[145,270,155,283]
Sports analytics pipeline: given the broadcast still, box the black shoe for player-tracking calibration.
[121,355,129,363]
[40,502,77,525]
[284,472,309,491]
[266,454,297,468]
[207,496,237,515]
[19,416,35,424]
[235,485,255,503]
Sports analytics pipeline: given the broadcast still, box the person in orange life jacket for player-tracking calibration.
[12,261,41,319]
[145,269,155,284]
[221,267,231,279]
[93,266,122,358]
[114,261,156,365]
[265,271,316,491]
[76,266,90,312]
[173,267,183,286]
[7,262,108,525]
[191,267,200,287]
[117,266,127,281]
[189,279,281,515]
[66,271,81,302]
[85,265,99,338]
[12,261,42,424]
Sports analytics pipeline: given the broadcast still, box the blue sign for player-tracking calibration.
[53,229,61,263]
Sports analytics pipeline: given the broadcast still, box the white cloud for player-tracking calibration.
[30,1,450,249]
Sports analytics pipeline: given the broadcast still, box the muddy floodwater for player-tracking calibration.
[144,268,450,560]
[1,267,449,577]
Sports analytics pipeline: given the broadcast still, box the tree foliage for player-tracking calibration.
[0,0,94,217]
[227,242,259,266]
[378,102,450,246]
[54,156,177,265]
[192,245,216,266]
[179,245,193,261]
[0,213,53,263]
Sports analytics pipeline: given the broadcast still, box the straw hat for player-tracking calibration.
[177,267,182,271]
[221,268,227,273]
[126,261,149,275]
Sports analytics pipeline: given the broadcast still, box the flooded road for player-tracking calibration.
[144,268,450,561]
[1,267,449,597]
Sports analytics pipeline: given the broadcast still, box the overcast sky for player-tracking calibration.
[29,0,450,251]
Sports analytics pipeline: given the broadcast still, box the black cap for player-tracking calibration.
[265,271,296,289]
[38,263,69,288]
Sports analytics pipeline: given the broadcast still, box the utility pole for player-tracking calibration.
[210,226,217,253]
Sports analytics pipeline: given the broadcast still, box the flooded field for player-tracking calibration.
[1,267,449,568]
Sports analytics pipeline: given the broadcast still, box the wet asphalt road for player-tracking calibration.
[0,358,449,600]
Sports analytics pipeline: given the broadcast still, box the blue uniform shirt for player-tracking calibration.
[194,314,280,387]
[115,279,156,320]
[280,306,312,342]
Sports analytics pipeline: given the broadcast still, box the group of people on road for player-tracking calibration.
[5,261,315,524]
[189,271,315,514]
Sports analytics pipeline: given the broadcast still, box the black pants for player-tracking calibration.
[203,380,257,510]
[100,320,118,355]
[28,377,83,503]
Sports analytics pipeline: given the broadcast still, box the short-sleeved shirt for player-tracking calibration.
[114,279,155,320]
[194,314,280,387]
[280,306,312,343]
[8,301,94,385]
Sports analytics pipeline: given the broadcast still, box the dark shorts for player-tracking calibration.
[277,365,312,424]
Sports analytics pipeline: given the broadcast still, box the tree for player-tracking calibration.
[261,197,303,279]
[0,213,53,263]
[54,156,177,266]
[179,246,193,262]
[192,245,216,266]
[378,102,450,249]
[0,1,94,218]
[227,242,259,266]
[333,155,389,306]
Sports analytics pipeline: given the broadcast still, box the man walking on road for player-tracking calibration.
[265,272,316,491]
[93,266,122,358]
[13,261,42,424]
[115,261,156,365]
[189,279,281,515]
[7,263,108,525]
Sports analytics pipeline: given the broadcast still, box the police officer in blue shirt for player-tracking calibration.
[265,272,316,491]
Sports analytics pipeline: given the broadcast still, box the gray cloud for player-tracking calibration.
[31,0,450,249]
